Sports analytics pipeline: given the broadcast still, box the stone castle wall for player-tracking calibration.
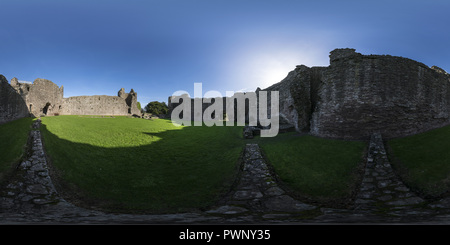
[61,88,140,116]
[0,75,29,124]
[264,48,450,139]
[263,65,325,132]
[168,95,255,124]
[312,49,450,139]
[61,95,130,116]
[118,88,141,115]
[0,76,139,123]
[11,77,64,117]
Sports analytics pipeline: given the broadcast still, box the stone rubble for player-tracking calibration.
[1,122,450,224]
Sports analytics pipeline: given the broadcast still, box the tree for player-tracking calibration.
[144,101,168,115]
[137,102,142,112]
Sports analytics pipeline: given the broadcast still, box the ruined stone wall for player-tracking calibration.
[264,48,450,139]
[263,65,325,132]
[61,95,131,116]
[118,88,140,115]
[169,94,275,127]
[168,96,228,122]
[312,49,450,139]
[0,75,139,120]
[0,75,29,124]
[61,87,140,116]
[10,78,64,117]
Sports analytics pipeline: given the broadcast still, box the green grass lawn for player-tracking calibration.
[40,116,369,211]
[40,116,244,213]
[248,132,367,204]
[5,115,450,212]
[388,125,450,197]
[0,117,33,183]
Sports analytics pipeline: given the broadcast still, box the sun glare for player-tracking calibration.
[225,41,330,92]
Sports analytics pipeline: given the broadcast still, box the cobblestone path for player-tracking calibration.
[206,143,316,219]
[318,133,450,223]
[1,121,450,224]
[355,133,429,214]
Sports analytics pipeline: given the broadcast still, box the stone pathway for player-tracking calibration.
[317,133,450,223]
[1,128,60,212]
[1,122,450,224]
[206,143,315,216]
[354,133,427,214]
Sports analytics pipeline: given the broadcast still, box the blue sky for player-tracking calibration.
[1,0,450,106]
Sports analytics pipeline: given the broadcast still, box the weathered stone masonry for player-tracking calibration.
[0,76,139,123]
[263,48,450,139]
[0,75,28,124]
[10,77,64,117]
[62,88,139,116]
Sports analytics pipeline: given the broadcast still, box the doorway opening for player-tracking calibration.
[43,102,51,115]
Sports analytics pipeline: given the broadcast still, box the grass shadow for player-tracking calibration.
[387,125,450,199]
[246,132,368,208]
[0,117,34,184]
[40,118,245,214]
[39,116,370,213]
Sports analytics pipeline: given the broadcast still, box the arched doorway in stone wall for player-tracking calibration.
[43,102,51,115]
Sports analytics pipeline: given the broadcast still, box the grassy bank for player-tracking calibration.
[388,125,450,197]
[249,133,367,204]
[0,117,33,182]
[40,116,244,213]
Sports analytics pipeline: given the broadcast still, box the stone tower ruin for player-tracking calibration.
[10,77,64,117]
